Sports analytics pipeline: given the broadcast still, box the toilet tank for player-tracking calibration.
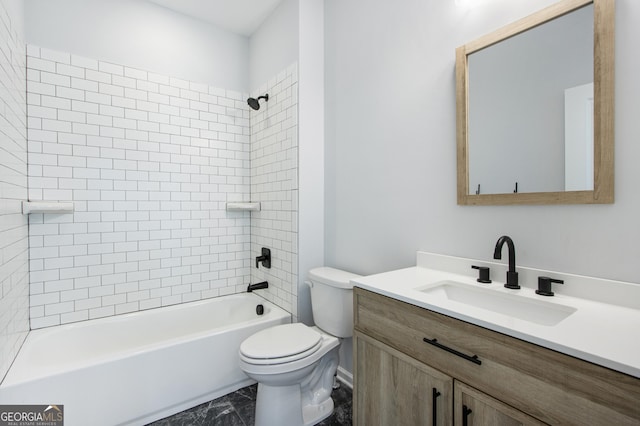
[308,267,361,338]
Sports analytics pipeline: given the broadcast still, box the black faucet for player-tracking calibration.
[493,235,520,289]
[247,281,268,292]
[256,247,271,269]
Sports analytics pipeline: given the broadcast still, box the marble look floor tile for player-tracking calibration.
[148,383,352,426]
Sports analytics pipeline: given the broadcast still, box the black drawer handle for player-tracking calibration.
[423,337,482,365]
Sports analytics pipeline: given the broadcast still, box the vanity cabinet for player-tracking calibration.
[353,288,640,425]
[355,332,453,425]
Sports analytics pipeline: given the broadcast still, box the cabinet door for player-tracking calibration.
[354,331,453,426]
[454,381,546,426]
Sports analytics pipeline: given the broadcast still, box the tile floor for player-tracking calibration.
[148,383,352,426]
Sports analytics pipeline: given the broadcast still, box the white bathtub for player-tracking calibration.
[0,293,290,425]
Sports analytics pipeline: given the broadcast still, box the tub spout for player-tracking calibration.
[247,281,269,292]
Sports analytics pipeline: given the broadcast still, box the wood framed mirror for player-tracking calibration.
[456,0,614,205]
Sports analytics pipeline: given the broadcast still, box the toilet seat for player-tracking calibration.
[240,323,322,365]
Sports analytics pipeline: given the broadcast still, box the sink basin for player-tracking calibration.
[418,281,576,326]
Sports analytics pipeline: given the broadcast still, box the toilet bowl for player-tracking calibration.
[239,324,339,425]
[238,267,361,426]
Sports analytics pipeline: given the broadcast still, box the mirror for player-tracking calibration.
[456,0,614,205]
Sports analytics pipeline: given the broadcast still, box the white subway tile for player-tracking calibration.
[88,264,114,276]
[31,291,60,307]
[159,84,179,97]
[72,123,100,136]
[40,95,70,110]
[112,74,136,89]
[42,119,71,133]
[28,81,56,96]
[30,316,60,329]
[44,279,74,293]
[100,126,125,138]
[99,105,124,118]
[124,87,147,101]
[60,310,89,324]
[98,61,124,76]
[58,110,87,124]
[41,71,71,87]
[57,86,85,101]
[75,297,101,311]
[43,234,74,247]
[136,100,158,113]
[89,306,114,319]
[87,114,113,127]
[124,67,147,80]
[86,69,111,84]
[41,165,71,178]
[28,57,56,72]
[85,91,111,105]
[71,78,98,92]
[148,72,169,85]
[137,80,159,93]
[71,55,99,70]
[56,63,85,79]
[39,48,70,64]
[99,83,124,97]
[28,105,56,120]
[27,44,41,57]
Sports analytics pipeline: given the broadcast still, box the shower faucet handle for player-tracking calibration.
[256,247,271,269]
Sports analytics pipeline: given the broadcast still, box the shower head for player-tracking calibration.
[247,94,269,110]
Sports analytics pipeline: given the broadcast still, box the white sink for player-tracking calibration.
[418,281,577,326]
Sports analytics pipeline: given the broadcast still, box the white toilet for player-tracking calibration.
[239,267,361,426]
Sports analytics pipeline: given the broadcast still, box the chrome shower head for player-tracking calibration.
[247,94,269,110]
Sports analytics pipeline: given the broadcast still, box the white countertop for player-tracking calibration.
[352,252,640,378]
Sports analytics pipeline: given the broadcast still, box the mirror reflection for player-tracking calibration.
[468,5,594,195]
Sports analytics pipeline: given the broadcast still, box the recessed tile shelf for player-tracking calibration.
[225,202,261,212]
[22,201,74,215]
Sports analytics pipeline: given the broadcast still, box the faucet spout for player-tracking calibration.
[247,281,269,292]
[493,235,520,289]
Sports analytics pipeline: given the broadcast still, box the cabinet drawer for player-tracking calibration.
[354,287,640,425]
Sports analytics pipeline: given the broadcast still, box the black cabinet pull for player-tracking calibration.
[432,387,441,425]
[423,337,482,365]
[463,405,473,426]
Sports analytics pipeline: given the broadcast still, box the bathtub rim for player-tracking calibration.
[1,292,290,388]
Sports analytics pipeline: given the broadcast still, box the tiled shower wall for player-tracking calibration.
[26,45,253,328]
[0,3,29,379]
[250,63,299,318]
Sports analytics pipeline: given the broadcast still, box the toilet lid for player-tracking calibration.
[240,323,322,364]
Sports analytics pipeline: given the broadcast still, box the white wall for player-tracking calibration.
[248,0,299,92]
[325,0,640,285]
[0,0,28,380]
[24,0,249,92]
[298,0,326,326]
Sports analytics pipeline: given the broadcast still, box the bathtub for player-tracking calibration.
[0,293,290,425]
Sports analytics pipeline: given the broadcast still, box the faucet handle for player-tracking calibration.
[256,247,271,269]
[536,276,564,296]
[471,265,491,284]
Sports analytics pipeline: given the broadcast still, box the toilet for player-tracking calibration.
[238,267,361,426]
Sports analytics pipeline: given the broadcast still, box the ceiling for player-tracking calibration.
[147,0,284,36]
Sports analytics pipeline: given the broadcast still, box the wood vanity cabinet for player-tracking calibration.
[353,288,640,426]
